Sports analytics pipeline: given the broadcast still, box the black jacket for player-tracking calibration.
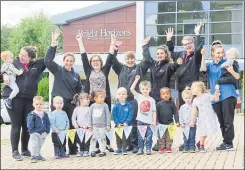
[142,45,180,102]
[156,100,179,125]
[81,52,113,101]
[112,48,151,100]
[2,58,46,100]
[166,35,203,91]
[44,46,82,100]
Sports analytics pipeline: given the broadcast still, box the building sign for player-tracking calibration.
[78,29,132,40]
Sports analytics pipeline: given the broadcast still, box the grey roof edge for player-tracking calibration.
[51,1,136,26]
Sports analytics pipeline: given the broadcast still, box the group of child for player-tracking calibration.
[25,77,221,163]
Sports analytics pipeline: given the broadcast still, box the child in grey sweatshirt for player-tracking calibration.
[72,93,91,157]
[88,91,111,157]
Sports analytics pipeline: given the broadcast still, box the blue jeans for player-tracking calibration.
[183,126,196,150]
[137,121,153,151]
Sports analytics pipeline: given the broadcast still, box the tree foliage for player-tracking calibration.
[1,12,63,58]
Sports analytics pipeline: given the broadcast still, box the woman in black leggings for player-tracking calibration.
[2,46,46,160]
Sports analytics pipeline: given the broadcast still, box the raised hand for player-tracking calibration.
[194,21,202,35]
[52,29,61,42]
[135,75,140,81]
[165,27,174,41]
[75,32,83,43]
[201,48,206,59]
[141,36,151,46]
[115,41,123,47]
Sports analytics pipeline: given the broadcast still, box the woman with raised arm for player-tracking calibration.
[111,37,152,153]
[142,38,183,103]
[75,33,116,153]
[44,29,82,155]
[2,46,46,161]
[165,22,203,107]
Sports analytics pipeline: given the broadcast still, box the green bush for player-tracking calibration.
[37,76,49,101]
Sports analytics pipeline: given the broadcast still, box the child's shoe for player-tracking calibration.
[36,155,46,161]
[158,147,164,153]
[106,145,114,152]
[189,148,196,153]
[60,147,69,158]
[152,143,160,151]
[137,149,144,155]
[4,98,12,109]
[30,156,37,163]
[114,149,122,155]
[83,151,89,157]
[76,151,83,157]
[183,148,189,153]
[90,151,96,157]
[146,150,151,155]
[122,149,128,155]
[98,152,106,157]
[199,147,206,153]
[166,147,172,153]
[132,147,138,153]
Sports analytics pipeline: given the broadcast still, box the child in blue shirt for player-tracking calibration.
[49,96,70,159]
[112,87,133,155]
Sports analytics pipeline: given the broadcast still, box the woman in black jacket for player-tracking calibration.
[142,42,183,103]
[44,29,82,155]
[2,46,46,160]
[76,33,116,153]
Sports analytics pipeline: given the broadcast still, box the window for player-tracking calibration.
[145,14,176,24]
[145,25,175,36]
[145,2,176,14]
[177,12,208,23]
[210,23,242,34]
[177,1,210,11]
[210,34,242,44]
[210,10,243,22]
[210,1,243,10]
[144,1,244,58]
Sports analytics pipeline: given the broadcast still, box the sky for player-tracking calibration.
[1,1,104,27]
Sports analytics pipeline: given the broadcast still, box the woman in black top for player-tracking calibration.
[44,30,82,155]
[76,33,116,152]
[142,42,183,103]
[2,46,46,160]
[112,37,152,153]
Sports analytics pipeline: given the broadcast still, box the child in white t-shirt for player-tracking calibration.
[130,75,156,155]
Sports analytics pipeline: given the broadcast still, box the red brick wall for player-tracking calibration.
[63,5,136,53]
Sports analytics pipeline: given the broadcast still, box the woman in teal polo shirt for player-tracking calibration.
[201,43,240,151]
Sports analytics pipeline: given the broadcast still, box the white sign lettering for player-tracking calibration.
[78,29,132,40]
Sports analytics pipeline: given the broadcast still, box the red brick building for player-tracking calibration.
[52,2,136,53]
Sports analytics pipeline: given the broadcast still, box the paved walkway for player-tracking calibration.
[1,115,244,169]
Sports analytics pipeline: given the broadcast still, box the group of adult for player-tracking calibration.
[2,21,240,160]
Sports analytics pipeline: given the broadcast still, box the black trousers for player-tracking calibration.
[116,131,127,150]
[212,97,237,145]
[51,97,77,153]
[126,99,138,149]
[51,132,66,148]
[75,133,91,152]
[5,98,33,152]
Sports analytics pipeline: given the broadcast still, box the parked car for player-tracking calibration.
[1,99,11,124]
